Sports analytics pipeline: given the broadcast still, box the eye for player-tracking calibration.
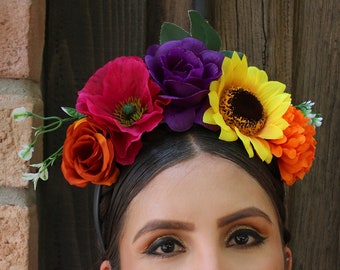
[144,236,185,257]
[226,228,266,249]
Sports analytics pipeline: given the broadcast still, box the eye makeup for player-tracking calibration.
[225,226,266,249]
[143,235,186,258]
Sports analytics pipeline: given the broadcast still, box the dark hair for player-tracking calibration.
[96,124,290,268]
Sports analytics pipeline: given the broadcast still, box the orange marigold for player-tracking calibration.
[269,106,317,185]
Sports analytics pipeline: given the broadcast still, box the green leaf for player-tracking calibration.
[188,10,221,51]
[61,107,85,119]
[220,50,244,59]
[160,22,190,44]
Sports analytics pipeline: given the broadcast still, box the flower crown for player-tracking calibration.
[13,11,322,189]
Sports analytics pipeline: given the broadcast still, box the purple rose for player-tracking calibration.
[145,37,224,131]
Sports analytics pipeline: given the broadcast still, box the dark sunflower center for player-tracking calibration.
[114,97,146,126]
[219,88,266,136]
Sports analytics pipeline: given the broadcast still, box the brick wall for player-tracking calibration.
[0,0,45,269]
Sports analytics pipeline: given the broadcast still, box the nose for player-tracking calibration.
[191,246,225,270]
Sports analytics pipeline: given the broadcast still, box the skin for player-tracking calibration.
[101,153,292,270]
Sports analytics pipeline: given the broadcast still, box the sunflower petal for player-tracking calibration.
[235,128,254,158]
[208,91,220,111]
[257,81,286,100]
[266,100,291,123]
[258,124,284,139]
[214,114,237,136]
[229,53,248,86]
[203,107,215,124]
[250,137,273,163]
[245,67,268,90]
[265,94,291,115]
[220,127,238,141]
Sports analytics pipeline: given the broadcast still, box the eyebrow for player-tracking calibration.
[133,220,195,243]
[217,207,272,227]
[133,207,272,243]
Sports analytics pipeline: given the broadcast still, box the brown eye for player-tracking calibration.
[234,233,249,245]
[145,236,185,257]
[226,228,266,248]
[157,239,176,253]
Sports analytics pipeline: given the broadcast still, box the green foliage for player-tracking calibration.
[159,10,222,51]
[221,50,244,59]
[61,107,85,119]
[188,10,221,51]
[160,22,190,44]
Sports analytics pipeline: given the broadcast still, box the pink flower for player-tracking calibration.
[76,56,169,165]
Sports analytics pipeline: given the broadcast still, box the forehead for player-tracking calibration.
[123,153,279,227]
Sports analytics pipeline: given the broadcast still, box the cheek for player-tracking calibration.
[261,252,286,270]
[257,232,286,269]
[222,230,286,270]
[259,249,285,270]
[224,250,285,270]
[253,243,286,270]
[119,254,132,270]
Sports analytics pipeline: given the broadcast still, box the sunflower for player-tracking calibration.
[203,52,291,163]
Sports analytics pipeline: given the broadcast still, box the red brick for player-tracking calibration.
[0,0,45,81]
[0,205,38,269]
[0,79,43,188]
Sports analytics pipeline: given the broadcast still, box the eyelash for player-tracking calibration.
[225,227,266,249]
[143,227,266,257]
[144,236,185,258]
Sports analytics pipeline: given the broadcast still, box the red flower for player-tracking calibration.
[61,118,119,187]
[76,56,169,165]
[269,106,317,185]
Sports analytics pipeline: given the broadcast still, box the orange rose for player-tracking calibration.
[61,118,119,187]
[269,106,317,185]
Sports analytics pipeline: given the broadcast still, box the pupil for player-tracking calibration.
[161,241,175,253]
[235,234,249,245]
[231,90,263,122]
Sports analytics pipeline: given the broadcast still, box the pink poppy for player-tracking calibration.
[76,56,169,165]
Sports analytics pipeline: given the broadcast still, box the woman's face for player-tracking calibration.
[116,153,292,270]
